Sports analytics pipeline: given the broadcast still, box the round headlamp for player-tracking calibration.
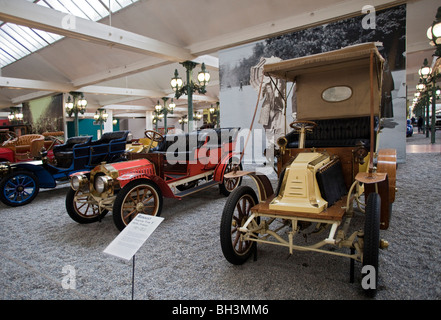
[94,175,113,194]
[71,174,88,191]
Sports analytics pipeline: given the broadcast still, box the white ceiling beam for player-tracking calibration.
[0,76,167,100]
[187,0,406,55]
[11,91,55,104]
[0,0,195,62]
[0,76,72,91]
[103,105,150,110]
[113,113,146,118]
[72,54,219,88]
[79,85,165,98]
[72,56,168,87]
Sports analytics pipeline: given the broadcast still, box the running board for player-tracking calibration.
[175,180,219,198]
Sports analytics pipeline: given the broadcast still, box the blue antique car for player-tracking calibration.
[0,131,129,207]
[406,119,413,137]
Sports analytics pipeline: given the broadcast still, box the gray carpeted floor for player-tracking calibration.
[0,128,440,300]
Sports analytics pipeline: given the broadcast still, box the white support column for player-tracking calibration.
[62,92,69,139]
[145,111,153,131]
[103,110,113,133]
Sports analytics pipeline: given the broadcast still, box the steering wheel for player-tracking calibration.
[44,135,64,151]
[289,120,317,149]
[289,120,317,132]
[143,130,165,152]
[2,131,18,147]
[144,130,164,142]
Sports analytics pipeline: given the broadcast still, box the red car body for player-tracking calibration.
[66,128,243,231]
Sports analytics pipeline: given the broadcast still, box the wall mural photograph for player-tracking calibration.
[22,93,64,134]
[219,4,407,164]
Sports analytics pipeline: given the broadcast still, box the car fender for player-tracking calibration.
[213,152,240,182]
[0,147,14,162]
[117,172,175,198]
[70,170,91,177]
[8,162,56,188]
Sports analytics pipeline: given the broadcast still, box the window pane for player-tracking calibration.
[31,28,62,44]
[43,0,71,14]
[57,0,89,19]
[0,30,30,57]
[0,0,139,67]
[18,25,50,46]
[85,0,109,18]
[72,0,102,20]
[109,0,123,12]
[0,49,16,67]
[3,24,42,52]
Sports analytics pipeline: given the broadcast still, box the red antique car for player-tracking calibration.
[0,129,64,163]
[66,128,242,231]
[0,130,45,162]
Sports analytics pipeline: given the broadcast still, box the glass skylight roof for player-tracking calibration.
[0,0,138,68]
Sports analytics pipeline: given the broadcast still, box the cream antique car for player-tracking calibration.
[219,43,397,297]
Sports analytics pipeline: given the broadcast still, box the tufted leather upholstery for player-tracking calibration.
[285,116,378,149]
[4,134,45,158]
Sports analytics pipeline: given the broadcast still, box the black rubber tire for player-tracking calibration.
[362,192,381,297]
[65,188,108,224]
[220,186,258,265]
[0,170,39,207]
[219,161,243,196]
[112,179,163,231]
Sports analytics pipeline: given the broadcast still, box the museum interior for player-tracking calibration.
[1,0,441,302]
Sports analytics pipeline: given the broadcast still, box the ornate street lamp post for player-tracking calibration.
[427,7,441,57]
[93,108,108,137]
[209,102,220,128]
[171,61,210,132]
[65,91,87,137]
[422,6,441,143]
[152,114,163,131]
[418,59,440,143]
[178,116,188,131]
[419,59,432,138]
[7,106,24,124]
[154,97,175,133]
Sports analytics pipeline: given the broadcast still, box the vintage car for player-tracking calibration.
[0,130,129,207]
[0,129,45,163]
[406,119,413,137]
[125,130,159,153]
[219,43,397,297]
[66,127,243,231]
[0,130,67,163]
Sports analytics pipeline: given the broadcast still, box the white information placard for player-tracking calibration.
[103,215,164,261]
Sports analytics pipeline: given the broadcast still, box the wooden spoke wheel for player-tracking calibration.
[65,188,108,223]
[219,161,243,196]
[220,186,258,265]
[113,179,163,231]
